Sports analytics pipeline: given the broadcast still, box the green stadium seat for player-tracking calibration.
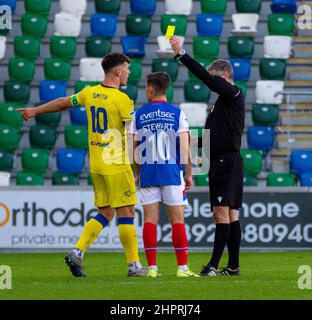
[95,0,120,14]
[128,58,142,84]
[35,108,62,128]
[193,36,220,60]
[267,173,296,187]
[4,81,30,103]
[85,36,111,57]
[25,0,51,16]
[50,36,77,60]
[228,36,254,58]
[65,125,88,149]
[166,83,174,102]
[184,80,211,102]
[252,104,279,127]
[235,0,262,13]
[0,103,23,128]
[259,58,287,80]
[21,13,48,38]
[152,59,179,82]
[161,14,187,36]
[8,58,35,84]
[21,148,49,173]
[16,172,44,186]
[120,84,138,101]
[44,58,71,81]
[14,35,40,60]
[201,0,227,13]
[75,81,100,93]
[195,174,209,186]
[29,125,57,149]
[0,150,13,172]
[52,172,79,185]
[126,14,152,36]
[243,175,258,186]
[0,124,21,151]
[188,58,213,80]
[268,14,295,36]
[240,149,263,177]
[235,81,247,97]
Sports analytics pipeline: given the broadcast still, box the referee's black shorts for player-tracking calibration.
[209,151,243,210]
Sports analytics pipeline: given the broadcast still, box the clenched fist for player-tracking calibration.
[169,36,182,55]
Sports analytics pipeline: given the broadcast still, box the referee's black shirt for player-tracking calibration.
[179,54,245,160]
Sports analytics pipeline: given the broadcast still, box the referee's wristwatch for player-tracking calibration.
[174,48,186,60]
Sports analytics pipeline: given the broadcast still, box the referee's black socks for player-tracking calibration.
[227,220,241,270]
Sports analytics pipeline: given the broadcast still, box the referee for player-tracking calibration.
[170,36,245,276]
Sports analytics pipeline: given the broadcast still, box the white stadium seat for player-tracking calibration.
[264,36,292,59]
[0,172,10,186]
[60,0,87,17]
[179,103,208,127]
[231,14,259,36]
[0,36,6,60]
[79,58,104,82]
[156,36,185,59]
[54,12,82,37]
[256,81,285,104]
[165,0,193,15]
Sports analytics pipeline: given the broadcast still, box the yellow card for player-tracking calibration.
[165,25,176,39]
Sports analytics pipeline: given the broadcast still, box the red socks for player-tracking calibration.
[172,223,188,266]
[143,222,157,266]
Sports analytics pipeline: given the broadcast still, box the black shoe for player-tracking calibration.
[65,252,86,277]
[219,266,240,276]
[199,265,219,277]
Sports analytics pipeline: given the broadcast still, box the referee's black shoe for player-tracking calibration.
[199,265,219,276]
[219,266,240,276]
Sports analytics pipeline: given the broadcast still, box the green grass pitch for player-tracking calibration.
[0,252,311,300]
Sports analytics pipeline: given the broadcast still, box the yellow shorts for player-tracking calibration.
[91,170,137,208]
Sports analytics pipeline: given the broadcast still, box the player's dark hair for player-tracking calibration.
[208,59,233,79]
[147,72,170,95]
[101,53,130,73]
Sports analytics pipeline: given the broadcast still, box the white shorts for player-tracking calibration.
[139,185,188,206]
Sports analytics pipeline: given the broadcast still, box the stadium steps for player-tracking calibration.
[276,135,312,149]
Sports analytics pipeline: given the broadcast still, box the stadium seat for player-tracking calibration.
[90,13,117,37]
[259,58,287,80]
[0,102,23,128]
[161,14,187,36]
[50,36,77,60]
[130,0,156,15]
[4,81,30,103]
[230,58,251,81]
[128,58,142,84]
[75,81,100,93]
[0,171,10,186]
[247,126,275,154]
[121,36,146,58]
[156,36,185,59]
[0,36,6,59]
[166,83,174,102]
[188,58,213,80]
[52,172,79,185]
[267,173,296,187]
[300,173,312,187]
[184,80,211,102]
[179,103,208,127]
[120,84,138,101]
[54,12,81,37]
[25,0,51,16]
[60,0,87,17]
[152,59,178,82]
[16,172,44,186]
[271,0,297,14]
[65,125,88,149]
[126,14,152,36]
[21,13,48,38]
[240,149,263,177]
[8,58,35,84]
[29,125,57,149]
[264,36,292,59]
[252,104,279,127]
[231,14,259,36]
[243,175,258,186]
[14,35,40,60]
[56,149,85,173]
[79,58,104,82]
[70,106,88,126]
[195,174,209,186]
[193,36,220,59]
[228,36,254,58]
[165,0,193,15]
[235,0,262,13]
[39,80,67,103]
[35,111,61,128]
[0,0,16,13]
[196,14,223,37]
[200,0,227,14]
[0,150,13,172]
[95,0,120,14]
[44,58,71,81]
[21,148,50,173]
[268,13,295,36]
[235,81,247,97]
[85,36,111,57]
[290,150,312,177]
[255,81,284,104]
